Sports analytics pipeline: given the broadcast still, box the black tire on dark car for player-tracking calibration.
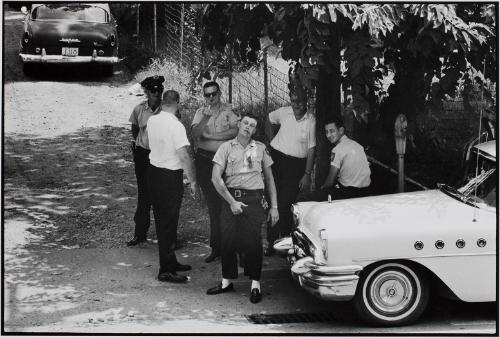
[101,65,114,77]
[352,262,429,327]
[22,63,37,77]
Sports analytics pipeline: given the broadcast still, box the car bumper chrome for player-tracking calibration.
[274,237,363,301]
[20,53,119,64]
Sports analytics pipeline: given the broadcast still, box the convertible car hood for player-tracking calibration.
[28,20,114,46]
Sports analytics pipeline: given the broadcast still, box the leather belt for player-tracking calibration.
[228,188,263,198]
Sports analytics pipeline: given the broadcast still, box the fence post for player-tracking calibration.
[263,50,269,117]
[136,4,140,46]
[153,3,157,53]
[179,4,185,68]
[228,48,233,104]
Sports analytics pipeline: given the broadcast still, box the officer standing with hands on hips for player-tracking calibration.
[207,113,279,303]
[127,75,164,247]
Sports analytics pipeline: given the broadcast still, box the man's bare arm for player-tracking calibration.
[191,114,211,139]
[211,163,237,205]
[176,146,196,184]
[202,126,238,141]
[321,165,339,189]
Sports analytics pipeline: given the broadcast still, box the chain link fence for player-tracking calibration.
[125,3,290,113]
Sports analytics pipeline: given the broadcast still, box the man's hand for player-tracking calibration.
[267,208,279,226]
[298,174,311,191]
[230,201,247,215]
[189,182,200,200]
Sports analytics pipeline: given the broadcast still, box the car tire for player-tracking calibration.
[101,65,114,77]
[352,262,429,326]
[23,63,36,77]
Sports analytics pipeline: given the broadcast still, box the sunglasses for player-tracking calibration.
[204,91,219,98]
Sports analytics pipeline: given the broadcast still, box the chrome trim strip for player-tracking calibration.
[354,251,496,262]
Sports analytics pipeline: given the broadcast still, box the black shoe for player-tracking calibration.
[206,283,234,295]
[175,263,192,272]
[264,247,275,257]
[157,272,188,283]
[250,288,262,303]
[126,236,146,246]
[204,251,220,263]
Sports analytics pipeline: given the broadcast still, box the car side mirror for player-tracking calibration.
[21,6,28,14]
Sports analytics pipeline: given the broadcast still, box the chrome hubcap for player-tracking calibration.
[370,271,413,314]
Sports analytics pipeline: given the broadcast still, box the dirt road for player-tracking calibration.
[2,6,496,334]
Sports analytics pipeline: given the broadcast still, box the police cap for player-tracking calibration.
[140,75,165,92]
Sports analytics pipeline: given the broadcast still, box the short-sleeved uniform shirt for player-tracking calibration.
[331,135,371,188]
[213,138,273,190]
[129,101,161,149]
[269,106,316,158]
[191,103,240,138]
[147,112,190,170]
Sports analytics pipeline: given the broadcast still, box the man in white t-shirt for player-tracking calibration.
[264,92,316,256]
[147,90,199,283]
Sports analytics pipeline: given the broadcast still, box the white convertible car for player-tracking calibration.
[274,140,496,326]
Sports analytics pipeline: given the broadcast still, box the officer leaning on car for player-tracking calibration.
[127,76,164,247]
[299,115,371,202]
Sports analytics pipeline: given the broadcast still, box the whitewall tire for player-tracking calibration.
[353,262,429,326]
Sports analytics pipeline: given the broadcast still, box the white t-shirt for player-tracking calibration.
[269,106,316,158]
[147,111,190,170]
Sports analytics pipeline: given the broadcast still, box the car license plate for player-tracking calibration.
[62,47,78,57]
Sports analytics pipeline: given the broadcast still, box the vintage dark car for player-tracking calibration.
[19,3,119,75]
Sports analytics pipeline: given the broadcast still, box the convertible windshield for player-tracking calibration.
[452,153,497,208]
[32,4,109,23]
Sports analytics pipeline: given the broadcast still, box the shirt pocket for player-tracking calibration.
[227,154,239,175]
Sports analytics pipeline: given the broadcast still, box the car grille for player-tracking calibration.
[291,230,315,258]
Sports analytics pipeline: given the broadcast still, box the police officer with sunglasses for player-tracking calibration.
[191,81,240,263]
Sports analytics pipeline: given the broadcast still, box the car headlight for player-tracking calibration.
[291,204,300,228]
[319,229,328,260]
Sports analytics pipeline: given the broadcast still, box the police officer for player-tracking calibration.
[207,113,279,303]
[319,116,371,200]
[127,75,164,246]
[191,81,240,262]
[264,91,316,256]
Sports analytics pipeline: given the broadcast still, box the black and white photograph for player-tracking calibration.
[2,1,498,334]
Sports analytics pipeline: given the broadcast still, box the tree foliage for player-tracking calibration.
[198,3,496,183]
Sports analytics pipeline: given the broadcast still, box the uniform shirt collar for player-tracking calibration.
[230,137,256,149]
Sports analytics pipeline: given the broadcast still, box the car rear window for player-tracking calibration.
[32,5,109,23]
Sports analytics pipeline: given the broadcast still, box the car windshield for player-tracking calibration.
[32,4,109,23]
[441,152,496,208]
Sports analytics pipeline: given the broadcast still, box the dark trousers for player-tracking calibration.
[267,148,306,245]
[195,149,222,254]
[299,184,371,202]
[220,190,266,281]
[133,146,152,239]
[147,165,184,274]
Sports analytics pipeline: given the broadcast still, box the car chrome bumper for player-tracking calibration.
[274,237,363,301]
[20,53,119,64]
